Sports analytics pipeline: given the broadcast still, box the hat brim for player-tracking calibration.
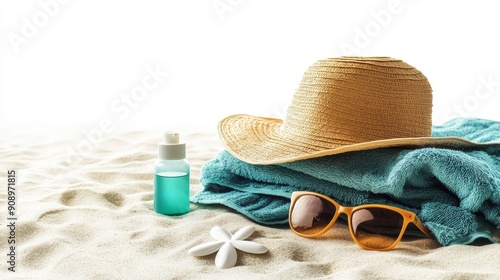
[218,114,491,165]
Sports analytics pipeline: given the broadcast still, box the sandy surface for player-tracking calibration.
[0,124,499,279]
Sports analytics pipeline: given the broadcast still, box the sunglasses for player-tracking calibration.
[289,191,433,250]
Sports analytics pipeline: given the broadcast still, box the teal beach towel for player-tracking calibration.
[192,118,500,246]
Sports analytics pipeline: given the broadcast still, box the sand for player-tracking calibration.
[0,124,499,279]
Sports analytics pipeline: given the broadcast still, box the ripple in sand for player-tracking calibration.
[58,189,125,208]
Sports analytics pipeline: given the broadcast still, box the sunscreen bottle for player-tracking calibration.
[154,131,190,215]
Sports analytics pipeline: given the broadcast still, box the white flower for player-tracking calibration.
[188,225,268,269]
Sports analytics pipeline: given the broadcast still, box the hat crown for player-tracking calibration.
[281,57,432,146]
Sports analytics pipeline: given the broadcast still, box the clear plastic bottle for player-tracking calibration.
[154,131,190,215]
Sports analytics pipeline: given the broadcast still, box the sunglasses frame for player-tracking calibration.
[289,191,433,251]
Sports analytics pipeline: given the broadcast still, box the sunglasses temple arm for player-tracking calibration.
[413,216,433,238]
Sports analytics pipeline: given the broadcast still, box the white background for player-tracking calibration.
[2,0,500,132]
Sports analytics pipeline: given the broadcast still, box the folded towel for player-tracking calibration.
[192,118,500,245]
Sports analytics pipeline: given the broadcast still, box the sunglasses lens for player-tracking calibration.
[290,195,337,236]
[351,208,404,249]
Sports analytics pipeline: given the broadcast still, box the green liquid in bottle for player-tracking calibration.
[154,171,190,215]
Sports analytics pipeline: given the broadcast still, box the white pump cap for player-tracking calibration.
[158,131,186,160]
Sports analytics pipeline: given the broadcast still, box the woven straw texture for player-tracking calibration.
[218,57,476,164]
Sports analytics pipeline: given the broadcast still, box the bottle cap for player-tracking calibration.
[158,131,186,160]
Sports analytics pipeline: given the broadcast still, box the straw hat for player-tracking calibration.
[218,56,479,165]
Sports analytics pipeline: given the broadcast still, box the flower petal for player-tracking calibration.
[232,225,255,240]
[215,242,237,269]
[210,226,232,241]
[188,240,225,257]
[231,240,268,254]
